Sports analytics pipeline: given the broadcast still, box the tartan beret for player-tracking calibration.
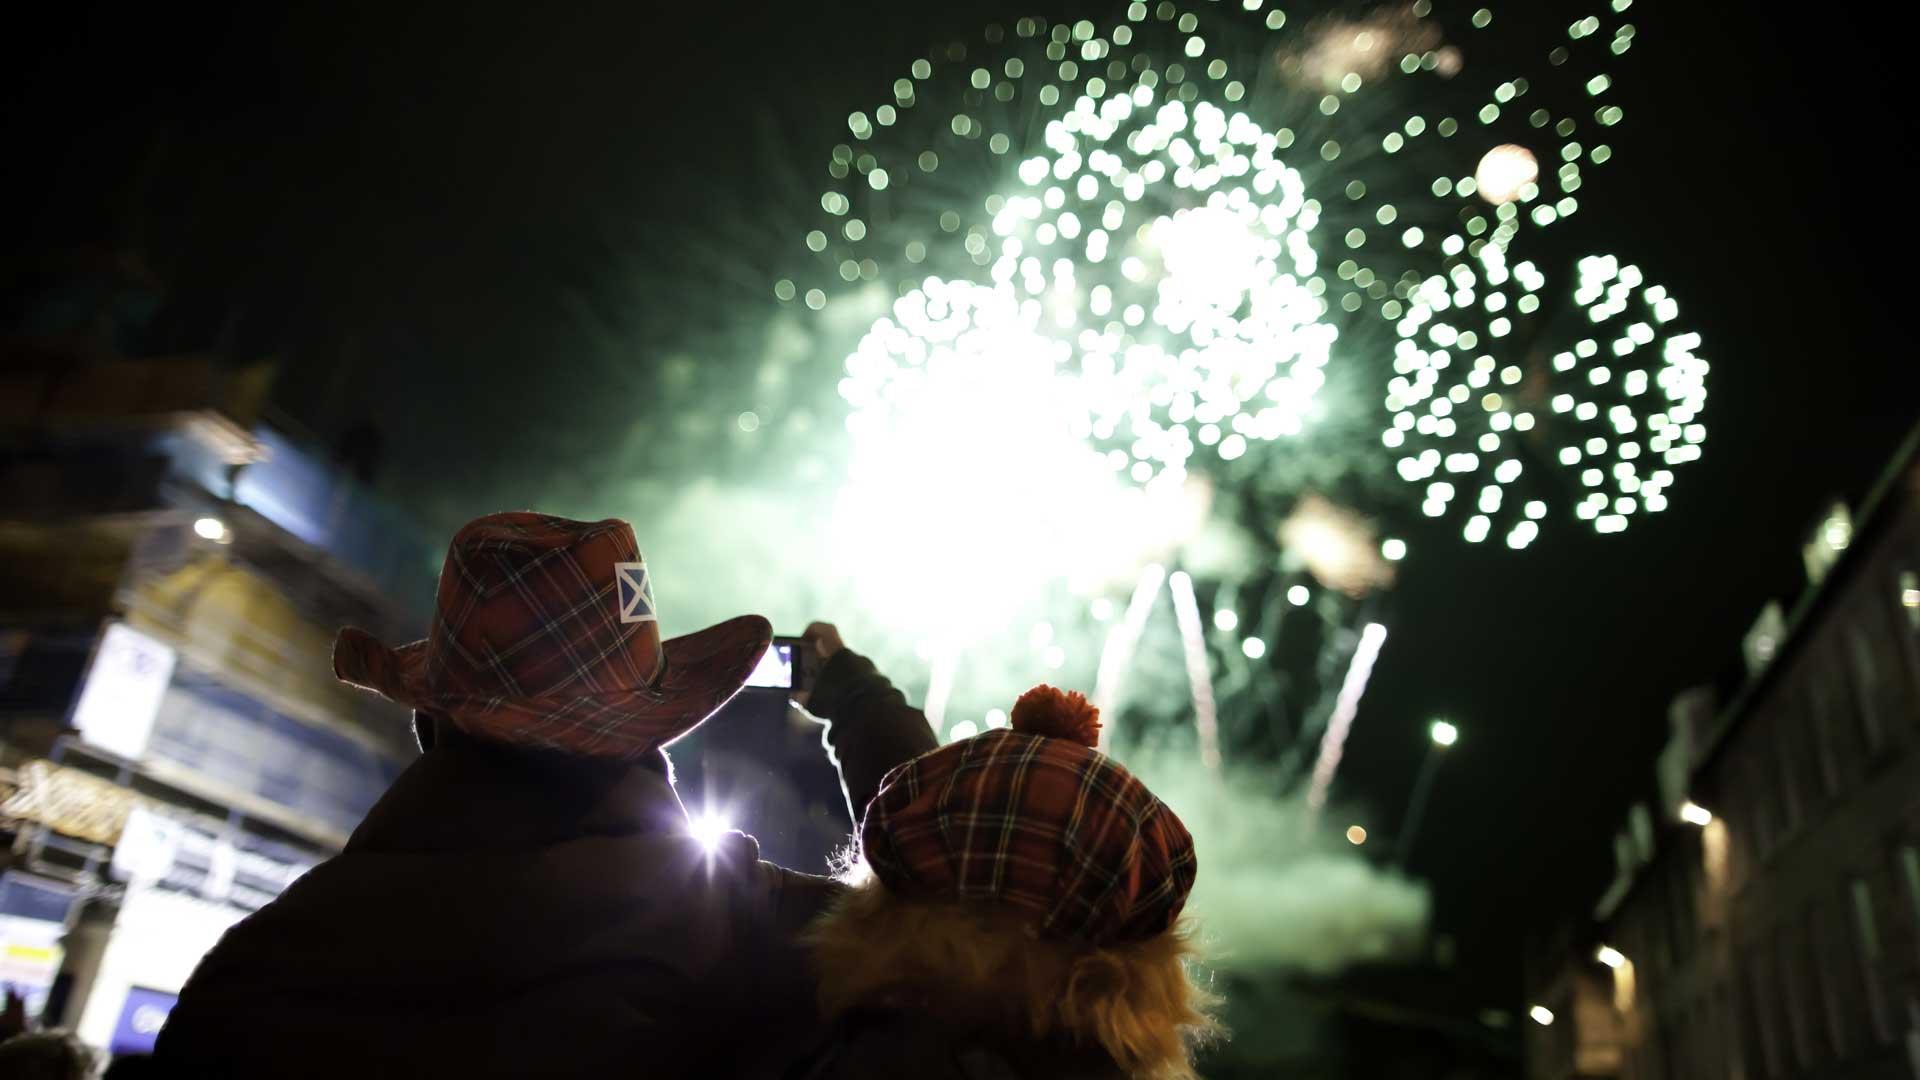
[860,686,1196,944]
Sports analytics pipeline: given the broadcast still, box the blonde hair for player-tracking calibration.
[803,874,1221,1079]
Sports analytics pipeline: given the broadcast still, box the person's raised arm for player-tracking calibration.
[792,622,938,823]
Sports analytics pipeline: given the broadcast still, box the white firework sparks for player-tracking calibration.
[792,0,1682,554]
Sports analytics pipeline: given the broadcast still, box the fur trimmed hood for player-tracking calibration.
[803,875,1220,1079]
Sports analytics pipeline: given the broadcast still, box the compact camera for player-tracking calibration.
[742,635,812,694]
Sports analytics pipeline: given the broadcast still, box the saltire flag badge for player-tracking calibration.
[614,562,656,624]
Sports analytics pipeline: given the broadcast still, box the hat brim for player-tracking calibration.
[333,615,773,759]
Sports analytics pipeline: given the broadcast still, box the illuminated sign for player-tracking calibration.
[71,622,177,761]
[108,986,178,1056]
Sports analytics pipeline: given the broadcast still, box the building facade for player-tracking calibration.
[1528,427,1920,1080]
[0,251,436,1058]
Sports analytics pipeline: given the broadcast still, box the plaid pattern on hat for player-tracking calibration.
[332,512,770,759]
[426,516,659,699]
[860,729,1196,944]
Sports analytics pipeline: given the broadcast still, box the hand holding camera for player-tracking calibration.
[743,621,844,706]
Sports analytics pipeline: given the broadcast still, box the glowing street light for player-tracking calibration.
[1595,945,1627,969]
[1346,825,1368,845]
[1678,800,1713,826]
[1528,1005,1555,1026]
[193,517,228,542]
[1394,718,1459,866]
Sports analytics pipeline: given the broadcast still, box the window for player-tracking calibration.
[1715,775,1752,891]
[1668,859,1696,966]
[1850,879,1892,1041]
[1748,949,1784,1078]
[1809,903,1849,1060]
[1804,672,1843,797]
[1900,846,1920,951]
[1772,710,1804,834]
[1721,986,1744,1080]
[1697,999,1718,1080]
[1891,567,1920,723]
[1845,622,1887,754]
[1778,921,1816,1068]
[1748,751,1777,860]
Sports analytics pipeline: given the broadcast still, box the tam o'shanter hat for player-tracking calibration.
[332,512,771,759]
[860,685,1197,945]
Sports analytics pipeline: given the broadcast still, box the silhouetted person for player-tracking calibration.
[102,1053,166,1078]
[156,512,935,1078]
[790,686,1219,1079]
[0,1031,95,1080]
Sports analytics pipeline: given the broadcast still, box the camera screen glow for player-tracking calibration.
[745,643,793,689]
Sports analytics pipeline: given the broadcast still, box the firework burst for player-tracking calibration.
[1385,246,1708,547]
[788,0,1689,550]
[774,0,1705,763]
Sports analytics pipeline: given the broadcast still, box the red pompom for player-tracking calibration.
[1009,685,1102,748]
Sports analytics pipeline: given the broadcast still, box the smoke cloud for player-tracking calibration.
[1131,751,1430,975]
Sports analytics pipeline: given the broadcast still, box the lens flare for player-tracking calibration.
[687,810,732,857]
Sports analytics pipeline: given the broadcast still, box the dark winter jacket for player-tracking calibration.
[153,649,936,1079]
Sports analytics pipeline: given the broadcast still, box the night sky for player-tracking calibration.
[10,1,1918,1009]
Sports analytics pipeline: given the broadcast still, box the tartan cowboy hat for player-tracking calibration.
[331,511,772,759]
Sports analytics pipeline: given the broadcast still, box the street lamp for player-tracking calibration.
[1392,719,1459,867]
[1595,945,1627,969]
[1679,800,1712,826]
[1528,1005,1555,1026]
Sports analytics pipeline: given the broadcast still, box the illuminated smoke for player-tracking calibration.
[1277,493,1395,596]
[1136,749,1429,975]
